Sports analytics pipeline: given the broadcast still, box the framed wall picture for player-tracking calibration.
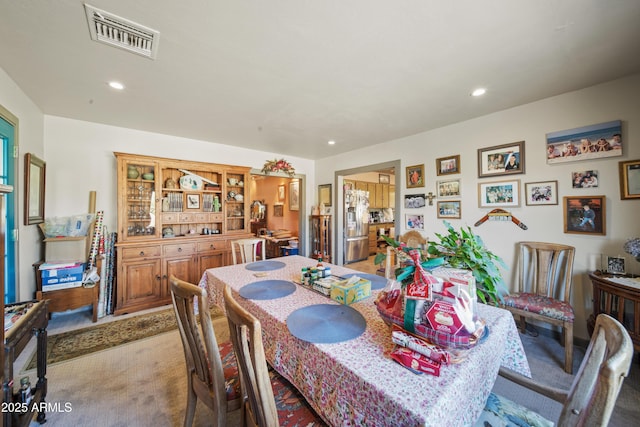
[289,180,300,211]
[437,201,461,219]
[278,184,285,201]
[24,153,46,225]
[406,164,424,188]
[436,178,461,199]
[273,204,284,217]
[524,180,558,206]
[436,155,460,176]
[379,174,390,184]
[477,141,525,178]
[478,179,520,208]
[563,195,606,235]
[318,183,332,206]
[572,170,599,188]
[405,214,424,230]
[619,159,640,199]
[186,194,200,209]
[404,193,426,209]
[546,120,622,164]
[606,256,625,275]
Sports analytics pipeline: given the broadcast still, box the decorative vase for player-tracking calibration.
[127,166,139,179]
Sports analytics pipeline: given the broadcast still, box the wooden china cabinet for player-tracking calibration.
[114,153,253,315]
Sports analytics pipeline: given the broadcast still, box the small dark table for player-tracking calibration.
[588,271,640,353]
[3,300,48,426]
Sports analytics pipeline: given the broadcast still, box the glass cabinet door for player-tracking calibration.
[225,171,248,233]
[121,160,160,241]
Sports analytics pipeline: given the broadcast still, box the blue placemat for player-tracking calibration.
[245,260,286,271]
[341,273,388,290]
[239,280,296,300]
[287,304,367,344]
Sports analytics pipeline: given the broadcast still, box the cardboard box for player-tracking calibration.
[429,267,477,313]
[42,273,83,285]
[330,278,371,305]
[44,236,90,263]
[42,281,84,292]
[40,262,85,278]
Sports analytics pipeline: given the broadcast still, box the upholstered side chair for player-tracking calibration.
[502,241,576,373]
[476,313,633,427]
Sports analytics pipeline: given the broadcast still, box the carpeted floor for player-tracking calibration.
[25,306,225,370]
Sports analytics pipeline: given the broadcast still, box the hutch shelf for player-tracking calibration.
[114,153,253,314]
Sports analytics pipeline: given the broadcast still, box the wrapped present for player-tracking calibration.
[391,325,450,365]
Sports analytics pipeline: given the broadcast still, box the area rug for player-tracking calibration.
[24,305,225,371]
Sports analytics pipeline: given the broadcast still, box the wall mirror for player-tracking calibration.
[25,153,46,225]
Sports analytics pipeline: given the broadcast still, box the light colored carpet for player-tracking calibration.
[20,317,240,427]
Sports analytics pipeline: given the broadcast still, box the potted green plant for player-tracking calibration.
[427,221,507,304]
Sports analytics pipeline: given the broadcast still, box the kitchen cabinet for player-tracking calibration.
[114,153,252,314]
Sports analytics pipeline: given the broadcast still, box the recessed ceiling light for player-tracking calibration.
[471,88,486,97]
[328,140,336,145]
[109,81,125,90]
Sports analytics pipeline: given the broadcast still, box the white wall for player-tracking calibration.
[0,67,45,301]
[316,73,640,340]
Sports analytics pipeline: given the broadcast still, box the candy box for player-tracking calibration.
[390,346,441,376]
[429,266,477,313]
[330,277,371,305]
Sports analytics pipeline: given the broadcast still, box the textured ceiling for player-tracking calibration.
[1,1,639,159]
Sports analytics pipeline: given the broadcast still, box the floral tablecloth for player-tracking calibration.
[200,255,530,427]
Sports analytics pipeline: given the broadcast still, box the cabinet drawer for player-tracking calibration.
[162,213,179,223]
[163,242,196,257]
[209,213,224,222]
[193,213,209,222]
[179,212,194,223]
[120,245,161,260]
[197,239,227,252]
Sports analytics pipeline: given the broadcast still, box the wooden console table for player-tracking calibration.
[588,271,640,352]
[3,300,48,426]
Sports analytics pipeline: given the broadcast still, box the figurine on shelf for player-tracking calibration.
[213,196,221,212]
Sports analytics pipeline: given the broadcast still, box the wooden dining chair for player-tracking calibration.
[231,238,266,265]
[476,313,633,427]
[502,241,576,373]
[223,285,325,427]
[170,276,242,427]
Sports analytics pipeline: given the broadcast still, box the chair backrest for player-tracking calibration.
[384,245,400,279]
[231,238,266,265]
[517,241,575,303]
[559,314,633,427]
[399,230,427,249]
[170,275,230,424]
[223,285,279,427]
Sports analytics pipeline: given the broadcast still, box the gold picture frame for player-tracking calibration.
[619,159,640,199]
[25,153,46,225]
[318,184,332,206]
[406,164,424,188]
[436,155,460,176]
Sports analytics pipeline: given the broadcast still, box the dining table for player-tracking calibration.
[199,255,530,427]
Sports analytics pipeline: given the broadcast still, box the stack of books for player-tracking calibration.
[39,262,86,291]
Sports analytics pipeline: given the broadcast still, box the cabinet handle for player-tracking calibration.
[178,247,182,252]
[140,251,145,256]
[210,244,215,249]
[162,274,167,280]
[155,275,161,281]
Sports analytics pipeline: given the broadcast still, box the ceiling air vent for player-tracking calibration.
[84,3,160,59]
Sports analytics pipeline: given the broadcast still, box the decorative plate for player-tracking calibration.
[179,175,203,190]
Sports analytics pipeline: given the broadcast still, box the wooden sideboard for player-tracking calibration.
[587,271,640,352]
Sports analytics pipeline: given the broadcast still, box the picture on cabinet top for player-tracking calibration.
[546,120,622,164]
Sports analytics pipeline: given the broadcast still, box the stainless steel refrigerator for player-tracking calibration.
[344,189,370,263]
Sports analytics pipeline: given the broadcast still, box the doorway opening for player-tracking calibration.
[334,160,401,266]
[249,171,305,259]
[0,105,18,303]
